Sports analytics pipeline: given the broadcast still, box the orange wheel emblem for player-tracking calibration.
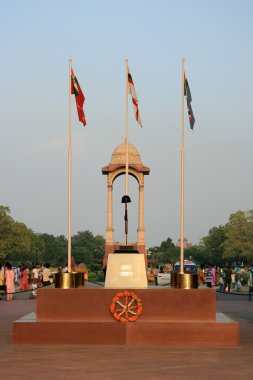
[110,291,143,322]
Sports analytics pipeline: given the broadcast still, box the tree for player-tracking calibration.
[149,237,179,265]
[183,245,206,265]
[0,206,34,264]
[55,235,68,264]
[72,230,105,265]
[223,210,253,263]
[0,206,14,261]
[160,237,174,251]
[8,222,34,263]
[36,233,68,265]
[200,225,226,265]
[158,246,180,265]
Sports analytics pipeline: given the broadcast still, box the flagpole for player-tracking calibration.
[180,58,185,274]
[125,59,129,246]
[68,58,72,272]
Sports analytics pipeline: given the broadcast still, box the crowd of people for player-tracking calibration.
[1,260,253,299]
[198,263,253,292]
[0,262,52,301]
[146,261,253,292]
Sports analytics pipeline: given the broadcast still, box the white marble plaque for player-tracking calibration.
[105,254,148,288]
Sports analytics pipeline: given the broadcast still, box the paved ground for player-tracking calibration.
[1,286,253,380]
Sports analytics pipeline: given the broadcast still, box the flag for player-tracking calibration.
[184,72,195,129]
[127,65,142,127]
[71,67,86,126]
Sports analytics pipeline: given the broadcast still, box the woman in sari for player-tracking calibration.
[4,262,15,301]
[20,266,29,291]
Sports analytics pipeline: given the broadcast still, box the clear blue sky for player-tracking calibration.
[1,0,253,247]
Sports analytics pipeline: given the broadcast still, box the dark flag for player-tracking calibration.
[184,73,195,129]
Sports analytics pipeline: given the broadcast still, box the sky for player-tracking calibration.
[1,0,253,248]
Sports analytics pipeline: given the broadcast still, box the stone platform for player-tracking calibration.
[13,288,239,346]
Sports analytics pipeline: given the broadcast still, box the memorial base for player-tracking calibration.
[13,288,239,346]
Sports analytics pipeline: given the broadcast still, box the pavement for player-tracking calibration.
[0,285,253,380]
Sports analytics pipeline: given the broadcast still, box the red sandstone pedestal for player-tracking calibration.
[13,288,239,346]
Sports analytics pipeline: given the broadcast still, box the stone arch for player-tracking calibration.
[110,167,143,186]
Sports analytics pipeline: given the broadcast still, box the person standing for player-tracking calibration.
[20,266,30,291]
[152,266,159,286]
[211,265,216,287]
[223,265,232,293]
[14,266,20,285]
[205,265,213,288]
[32,265,40,296]
[215,267,221,286]
[38,267,43,286]
[42,263,51,286]
[4,262,15,301]
[198,264,206,287]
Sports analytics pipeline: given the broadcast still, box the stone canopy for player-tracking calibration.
[102,143,150,177]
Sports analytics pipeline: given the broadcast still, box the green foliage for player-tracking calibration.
[72,247,92,266]
[0,206,34,264]
[193,210,253,265]
[149,238,179,265]
[160,237,174,251]
[8,222,34,263]
[36,233,67,265]
[0,206,16,260]
[200,225,226,265]
[93,271,104,282]
[184,245,205,265]
[90,263,102,272]
[149,238,204,265]
[241,270,250,284]
[158,247,180,264]
[0,205,105,267]
[223,210,253,263]
[72,230,105,266]
[87,272,96,281]
[3,203,253,268]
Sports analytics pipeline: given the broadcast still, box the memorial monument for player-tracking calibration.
[102,142,150,288]
[12,59,239,346]
[102,142,150,264]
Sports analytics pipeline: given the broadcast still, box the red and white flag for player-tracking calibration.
[71,67,86,126]
[127,65,142,127]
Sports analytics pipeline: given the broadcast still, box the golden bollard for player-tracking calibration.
[54,272,78,289]
[75,272,85,287]
[172,273,198,289]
